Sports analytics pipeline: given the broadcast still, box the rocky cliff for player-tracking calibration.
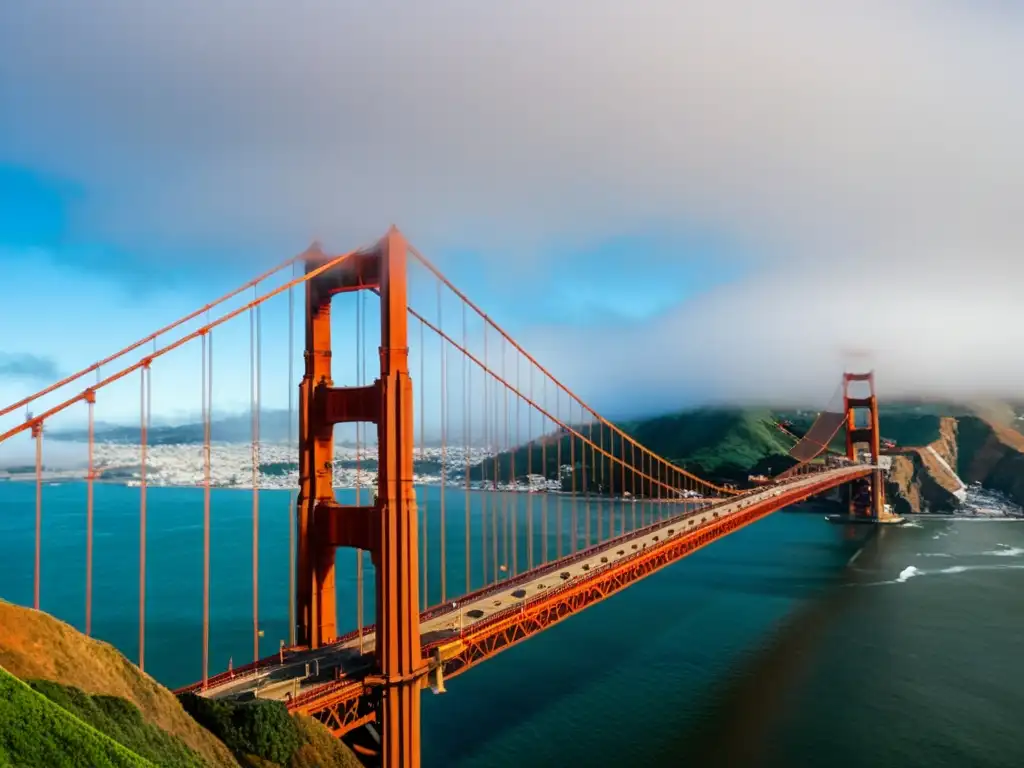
[956,415,1024,505]
[885,417,966,514]
[885,412,1024,513]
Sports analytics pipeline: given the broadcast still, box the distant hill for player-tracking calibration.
[475,399,1024,491]
[50,411,295,445]
[474,407,798,488]
[50,408,440,447]
[620,407,794,478]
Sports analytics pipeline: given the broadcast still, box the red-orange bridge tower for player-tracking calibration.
[297,228,423,767]
[843,371,885,518]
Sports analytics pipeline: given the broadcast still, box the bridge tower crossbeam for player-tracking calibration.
[296,226,423,768]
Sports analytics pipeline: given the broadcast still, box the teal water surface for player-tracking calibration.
[1,481,1022,767]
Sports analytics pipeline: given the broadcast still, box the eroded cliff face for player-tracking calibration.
[933,416,959,468]
[884,414,1024,513]
[886,451,962,514]
[957,416,1024,506]
[885,417,965,514]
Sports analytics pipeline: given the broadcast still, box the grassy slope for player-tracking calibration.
[623,408,794,475]
[28,679,205,767]
[0,666,153,768]
[0,601,238,768]
[0,602,363,768]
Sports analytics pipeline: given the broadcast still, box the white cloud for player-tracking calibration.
[2,1,1023,410]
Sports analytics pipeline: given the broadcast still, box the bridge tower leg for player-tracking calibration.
[296,228,424,767]
[843,371,884,519]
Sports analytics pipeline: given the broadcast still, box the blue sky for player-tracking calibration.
[3,0,1024,458]
[0,161,749,439]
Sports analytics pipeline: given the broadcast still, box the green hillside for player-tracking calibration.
[475,407,798,488]
[179,695,362,768]
[0,601,362,768]
[0,666,159,768]
[474,400,987,492]
[620,408,794,477]
[0,666,363,768]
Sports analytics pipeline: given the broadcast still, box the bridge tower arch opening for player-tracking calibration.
[843,371,885,518]
[296,227,424,767]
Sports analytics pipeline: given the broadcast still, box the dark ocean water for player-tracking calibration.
[1,482,1022,768]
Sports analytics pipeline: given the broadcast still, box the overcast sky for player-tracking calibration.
[2,0,1023,452]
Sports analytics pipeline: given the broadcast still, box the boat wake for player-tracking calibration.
[862,562,1024,586]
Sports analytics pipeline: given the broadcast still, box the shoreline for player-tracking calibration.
[0,475,710,503]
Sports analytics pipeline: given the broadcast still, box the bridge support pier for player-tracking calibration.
[297,228,424,768]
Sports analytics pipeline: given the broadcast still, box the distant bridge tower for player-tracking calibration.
[296,228,423,767]
[843,371,885,518]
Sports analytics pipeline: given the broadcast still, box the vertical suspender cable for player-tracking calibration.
[202,331,213,688]
[609,431,615,532]
[139,364,149,671]
[356,291,365,653]
[287,274,296,647]
[33,422,43,610]
[631,442,637,532]
[596,422,602,545]
[555,386,562,558]
[640,451,646,527]
[648,452,654,524]
[419,318,428,609]
[657,457,662,520]
[491,354,499,582]
[609,431,615,529]
[481,323,489,585]
[647,456,655,524]
[653,453,658,521]
[527,364,533,571]
[584,419,591,547]
[86,393,95,635]
[606,436,614,532]
[541,375,547,565]
[620,431,626,533]
[251,300,261,663]
[660,458,665,520]
[511,352,519,576]
[569,401,576,554]
[438,283,447,604]
[363,290,370,616]
[501,340,509,576]
[463,302,471,595]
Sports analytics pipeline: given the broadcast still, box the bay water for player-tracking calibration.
[1,481,1021,767]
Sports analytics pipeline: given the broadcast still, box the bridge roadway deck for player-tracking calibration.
[195,465,871,707]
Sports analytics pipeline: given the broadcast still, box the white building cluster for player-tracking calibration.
[69,442,567,492]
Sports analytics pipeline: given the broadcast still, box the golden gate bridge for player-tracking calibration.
[0,228,891,767]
